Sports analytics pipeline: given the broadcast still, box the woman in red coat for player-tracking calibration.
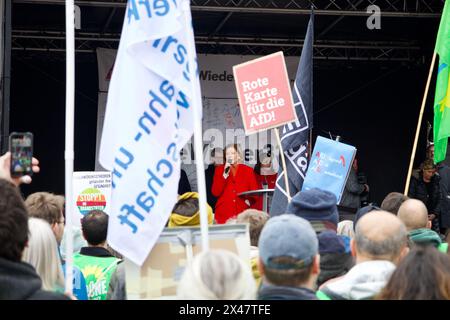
[212,144,259,224]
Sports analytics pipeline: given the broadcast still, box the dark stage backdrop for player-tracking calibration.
[10,56,435,205]
[10,57,98,197]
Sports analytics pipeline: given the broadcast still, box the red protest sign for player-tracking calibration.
[233,51,297,135]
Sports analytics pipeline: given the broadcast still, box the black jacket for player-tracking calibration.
[0,257,69,300]
[340,168,365,209]
[437,164,450,228]
[408,172,441,215]
[258,283,317,300]
[205,164,218,208]
[79,246,117,258]
[178,169,191,195]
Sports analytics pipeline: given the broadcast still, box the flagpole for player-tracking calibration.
[183,0,209,252]
[404,52,437,195]
[64,0,75,293]
[274,128,292,202]
[308,128,313,160]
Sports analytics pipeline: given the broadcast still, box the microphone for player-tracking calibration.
[224,158,232,175]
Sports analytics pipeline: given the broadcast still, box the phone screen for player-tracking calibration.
[10,133,33,177]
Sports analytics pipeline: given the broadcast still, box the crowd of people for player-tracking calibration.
[0,141,450,301]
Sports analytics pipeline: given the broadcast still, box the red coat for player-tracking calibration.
[212,164,259,224]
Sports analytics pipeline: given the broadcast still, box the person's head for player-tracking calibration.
[377,246,450,300]
[236,209,269,247]
[169,192,213,227]
[25,192,65,244]
[426,143,435,161]
[397,199,431,231]
[210,148,224,166]
[173,194,199,217]
[22,218,65,291]
[353,211,409,265]
[224,144,243,165]
[0,179,29,262]
[177,249,256,299]
[286,188,339,233]
[81,210,108,246]
[258,147,273,167]
[421,159,436,181]
[254,149,274,175]
[353,204,381,231]
[258,214,320,289]
[380,192,409,215]
[337,220,355,239]
[317,230,354,286]
[224,217,237,224]
[318,230,347,255]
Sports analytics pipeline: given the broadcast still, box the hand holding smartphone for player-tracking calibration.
[9,132,34,178]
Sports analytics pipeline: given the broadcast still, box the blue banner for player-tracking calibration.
[302,136,356,203]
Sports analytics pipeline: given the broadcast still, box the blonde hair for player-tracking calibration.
[22,218,65,291]
[25,192,64,225]
[177,250,256,300]
[225,144,244,164]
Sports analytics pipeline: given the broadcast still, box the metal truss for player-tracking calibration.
[12,30,119,53]
[12,30,422,62]
[13,0,445,17]
[195,36,420,62]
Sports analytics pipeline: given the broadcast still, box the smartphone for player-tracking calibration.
[9,132,33,178]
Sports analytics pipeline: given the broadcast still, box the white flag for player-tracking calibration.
[99,0,201,266]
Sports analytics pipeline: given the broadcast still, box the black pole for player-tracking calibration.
[0,0,11,154]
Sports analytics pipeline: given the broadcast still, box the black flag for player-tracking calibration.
[270,14,314,216]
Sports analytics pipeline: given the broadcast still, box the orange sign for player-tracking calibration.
[233,52,297,135]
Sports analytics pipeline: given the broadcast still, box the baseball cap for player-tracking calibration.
[259,214,318,269]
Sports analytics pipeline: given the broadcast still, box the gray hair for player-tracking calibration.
[177,249,256,300]
[355,222,407,260]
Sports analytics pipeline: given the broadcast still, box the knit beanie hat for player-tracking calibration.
[286,188,339,232]
[318,230,346,254]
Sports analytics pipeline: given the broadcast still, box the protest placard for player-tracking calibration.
[124,224,250,299]
[73,171,112,225]
[233,52,297,135]
[302,136,356,203]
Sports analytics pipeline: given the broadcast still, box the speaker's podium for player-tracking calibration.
[238,188,275,212]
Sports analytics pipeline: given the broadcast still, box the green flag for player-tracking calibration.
[434,0,450,163]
